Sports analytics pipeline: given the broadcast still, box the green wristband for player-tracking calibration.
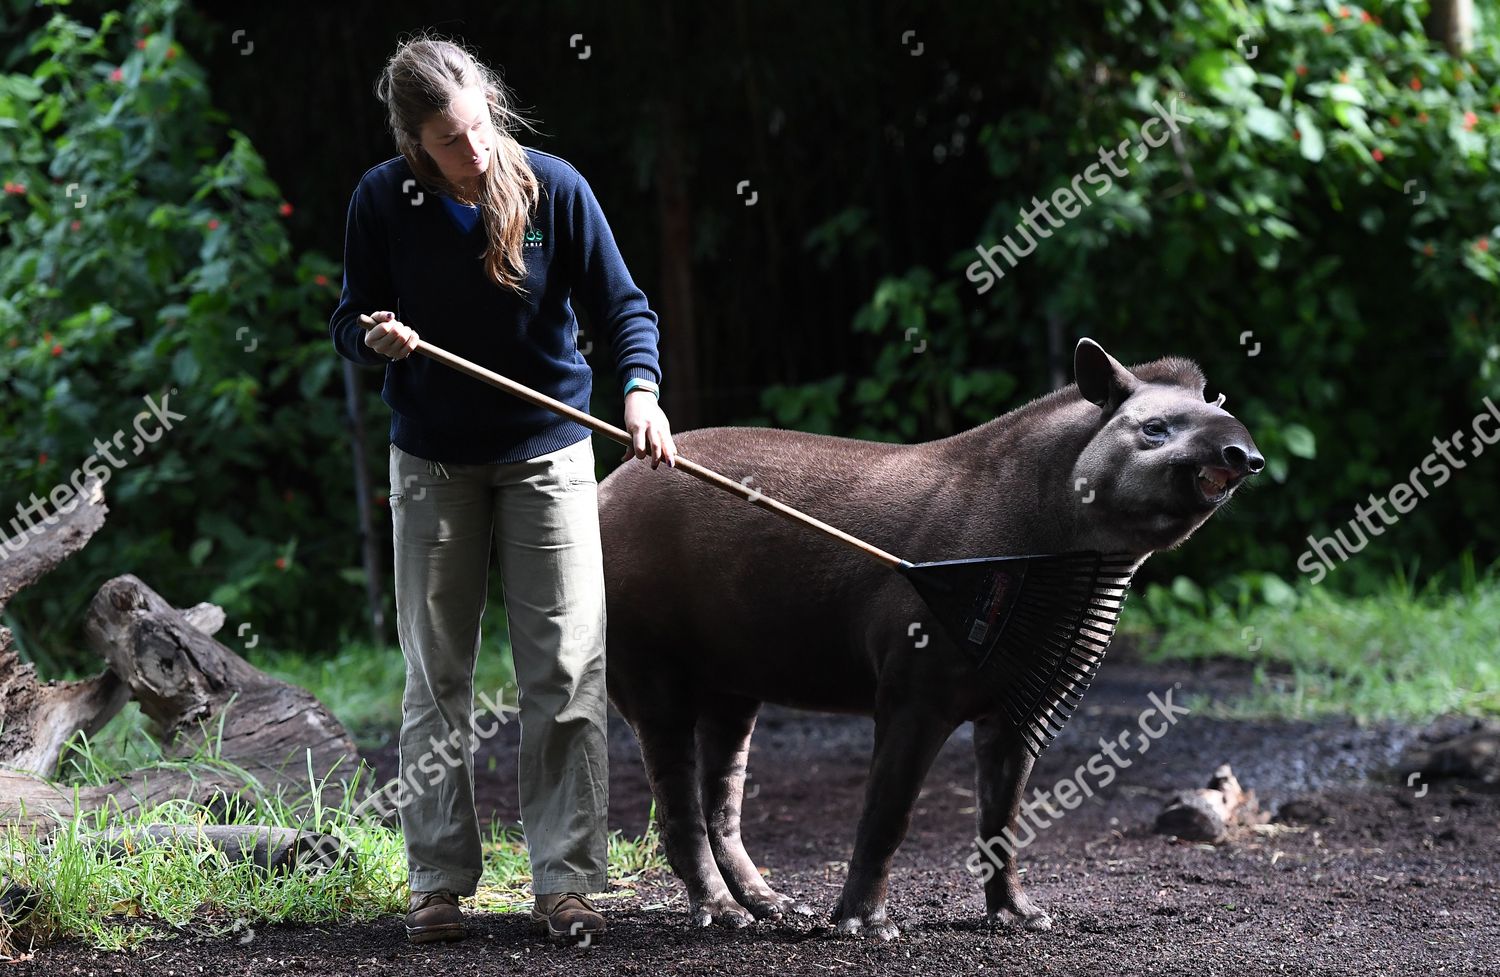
[624,378,660,399]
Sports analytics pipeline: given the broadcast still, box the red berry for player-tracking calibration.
[136,39,147,50]
[1409,77,1422,91]
[275,557,288,570]
[1464,111,1478,130]
[207,218,220,230]
[278,202,293,216]
[314,273,329,286]
[1371,148,1385,162]
[70,220,80,231]
[1478,239,1491,253]
[1360,10,1371,22]
[1322,22,1334,33]
[110,67,123,82]
[38,453,48,465]
[51,344,62,357]
[1295,65,1308,77]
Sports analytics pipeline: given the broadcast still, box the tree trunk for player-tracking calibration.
[0,477,373,856]
[0,476,126,778]
[1428,0,1474,56]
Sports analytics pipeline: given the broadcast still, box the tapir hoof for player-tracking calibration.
[744,890,816,922]
[990,906,1053,932]
[689,895,755,929]
[829,906,900,941]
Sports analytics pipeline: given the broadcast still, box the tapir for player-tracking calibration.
[597,338,1262,939]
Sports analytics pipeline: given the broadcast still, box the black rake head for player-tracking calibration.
[898,550,1137,758]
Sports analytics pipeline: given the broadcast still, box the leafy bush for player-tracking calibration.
[0,0,382,668]
[760,0,1500,607]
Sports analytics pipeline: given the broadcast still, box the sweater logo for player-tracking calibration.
[524,228,545,249]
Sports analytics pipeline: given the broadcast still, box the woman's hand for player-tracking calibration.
[364,310,421,359]
[621,391,677,469]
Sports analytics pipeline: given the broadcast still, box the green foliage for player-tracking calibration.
[1123,556,1500,721]
[761,0,1500,598]
[0,0,384,664]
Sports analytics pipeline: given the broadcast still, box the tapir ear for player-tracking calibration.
[1074,338,1138,410]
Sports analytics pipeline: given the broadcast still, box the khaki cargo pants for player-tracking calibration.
[389,436,608,897]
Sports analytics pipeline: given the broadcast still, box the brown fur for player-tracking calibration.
[598,340,1260,937]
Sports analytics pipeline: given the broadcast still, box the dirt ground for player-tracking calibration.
[7,645,1497,976]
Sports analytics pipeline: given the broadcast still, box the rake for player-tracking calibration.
[358,314,1136,756]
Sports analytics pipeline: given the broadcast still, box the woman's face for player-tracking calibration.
[417,85,493,190]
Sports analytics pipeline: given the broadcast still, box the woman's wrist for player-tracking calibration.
[623,377,660,400]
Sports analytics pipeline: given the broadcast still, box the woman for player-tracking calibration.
[329,33,677,945]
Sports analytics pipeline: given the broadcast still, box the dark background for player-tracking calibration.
[180,0,1077,428]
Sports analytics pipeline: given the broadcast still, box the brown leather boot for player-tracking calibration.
[405,889,466,944]
[530,891,606,943]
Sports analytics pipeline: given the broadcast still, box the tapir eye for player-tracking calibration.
[1141,419,1170,440]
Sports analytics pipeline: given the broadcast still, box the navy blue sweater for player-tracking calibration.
[329,149,662,465]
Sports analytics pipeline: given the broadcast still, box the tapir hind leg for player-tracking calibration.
[830,700,954,940]
[628,705,755,928]
[972,716,1053,931]
[697,694,814,921]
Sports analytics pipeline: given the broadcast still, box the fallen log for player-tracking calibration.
[76,574,372,817]
[72,824,356,876]
[0,479,375,868]
[1153,763,1260,842]
[0,765,258,837]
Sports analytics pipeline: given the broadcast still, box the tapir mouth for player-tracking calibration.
[1194,465,1240,505]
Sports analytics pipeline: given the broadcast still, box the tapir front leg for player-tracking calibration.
[830,701,953,940]
[972,716,1053,931]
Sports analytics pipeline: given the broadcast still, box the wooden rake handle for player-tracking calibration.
[356,313,907,569]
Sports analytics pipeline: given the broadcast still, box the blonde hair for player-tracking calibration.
[375,32,540,293]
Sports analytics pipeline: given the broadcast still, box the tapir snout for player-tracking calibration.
[1185,414,1264,506]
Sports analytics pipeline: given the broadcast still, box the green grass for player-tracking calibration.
[2,726,665,955]
[249,636,518,747]
[3,633,662,955]
[1121,568,1500,722]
